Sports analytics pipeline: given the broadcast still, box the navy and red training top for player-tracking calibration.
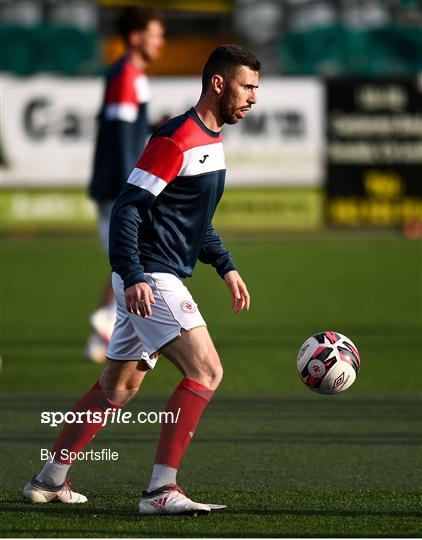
[90,56,151,202]
[109,107,236,288]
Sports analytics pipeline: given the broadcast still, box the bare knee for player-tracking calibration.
[99,370,140,406]
[187,352,223,391]
[207,361,223,390]
[100,384,139,407]
[162,328,223,391]
[99,359,146,406]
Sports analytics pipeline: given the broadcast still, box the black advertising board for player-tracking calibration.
[326,79,422,227]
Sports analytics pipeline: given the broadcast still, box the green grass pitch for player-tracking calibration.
[1,234,421,537]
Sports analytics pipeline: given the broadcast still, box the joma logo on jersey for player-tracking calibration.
[199,154,209,163]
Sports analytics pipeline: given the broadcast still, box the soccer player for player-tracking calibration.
[24,44,260,514]
[87,6,165,363]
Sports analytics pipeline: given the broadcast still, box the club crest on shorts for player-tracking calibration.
[181,300,196,313]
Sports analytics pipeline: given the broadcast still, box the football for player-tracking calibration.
[297,331,361,394]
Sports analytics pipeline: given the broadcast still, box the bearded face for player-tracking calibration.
[218,66,259,125]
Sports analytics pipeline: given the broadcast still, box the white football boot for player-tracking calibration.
[23,477,87,504]
[139,484,225,516]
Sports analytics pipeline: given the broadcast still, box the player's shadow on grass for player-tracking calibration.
[1,501,135,518]
[3,501,421,520]
[2,433,422,446]
[225,508,422,519]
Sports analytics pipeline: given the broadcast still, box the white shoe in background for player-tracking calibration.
[85,331,107,364]
[90,303,116,343]
[23,477,88,504]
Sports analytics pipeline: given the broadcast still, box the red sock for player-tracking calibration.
[155,377,214,469]
[52,381,121,464]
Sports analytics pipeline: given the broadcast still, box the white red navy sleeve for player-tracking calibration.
[104,68,139,122]
[90,58,151,202]
[127,137,184,197]
[109,137,183,289]
[101,68,142,184]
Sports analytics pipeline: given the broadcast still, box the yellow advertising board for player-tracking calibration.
[1,188,323,233]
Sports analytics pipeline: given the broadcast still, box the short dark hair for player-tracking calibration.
[116,7,164,44]
[202,44,260,91]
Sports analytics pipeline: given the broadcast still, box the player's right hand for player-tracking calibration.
[125,282,155,318]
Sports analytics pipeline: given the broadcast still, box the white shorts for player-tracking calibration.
[96,201,114,254]
[107,272,206,369]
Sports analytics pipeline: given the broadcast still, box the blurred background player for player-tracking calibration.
[87,6,165,363]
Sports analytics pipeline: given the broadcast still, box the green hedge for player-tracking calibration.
[279,25,422,76]
[0,24,99,75]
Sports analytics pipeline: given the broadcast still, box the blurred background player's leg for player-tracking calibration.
[86,201,116,363]
[85,8,165,363]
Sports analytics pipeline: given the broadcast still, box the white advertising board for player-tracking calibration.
[1,75,101,186]
[1,75,323,187]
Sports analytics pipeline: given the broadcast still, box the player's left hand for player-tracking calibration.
[223,270,250,314]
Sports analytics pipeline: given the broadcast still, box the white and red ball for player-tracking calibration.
[297,332,360,395]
